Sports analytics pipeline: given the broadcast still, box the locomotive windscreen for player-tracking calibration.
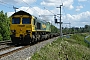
[22,18,31,24]
[12,17,20,24]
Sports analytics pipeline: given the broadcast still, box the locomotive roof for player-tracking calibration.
[11,10,32,16]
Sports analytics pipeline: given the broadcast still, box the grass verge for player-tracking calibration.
[31,33,90,60]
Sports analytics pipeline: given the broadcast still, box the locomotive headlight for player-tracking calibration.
[26,30,30,33]
[11,30,16,33]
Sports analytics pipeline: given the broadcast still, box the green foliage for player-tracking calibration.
[51,25,59,33]
[31,33,90,60]
[62,25,90,34]
[70,34,89,47]
[0,33,3,40]
[0,10,10,41]
[84,25,90,32]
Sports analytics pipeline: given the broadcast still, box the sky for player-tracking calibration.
[0,0,90,28]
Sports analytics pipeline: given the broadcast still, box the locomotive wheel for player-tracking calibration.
[35,34,41,42]
[31,35,35,44]
[35,36,38,43]
[11,35,18,45]
[11,37,15,44]
[37,34,40,42]
[24,35,31,45]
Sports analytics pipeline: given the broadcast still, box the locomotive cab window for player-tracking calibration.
[22,18,31,24]
[12,17,20,24]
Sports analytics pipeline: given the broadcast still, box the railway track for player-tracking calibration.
[0,40,24,58]
[0,36,59,59]
[0,45,14,52]
[0,45,29,58]
[0,40,11,45]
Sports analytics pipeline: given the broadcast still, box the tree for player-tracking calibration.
[84,25,90,32]
[51,25,59,33]
[0,10,10,41]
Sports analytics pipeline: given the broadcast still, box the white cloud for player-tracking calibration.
[7,6,53,21]
[7,6,90,27]
[41,0,74,10]
[7,12,14,17]
[75,5,83,12]
[62,11,90,27]
[15,0,36,4]
[78,0,87,2]
[7,6,59,28]
[0,0,36,4]
[63,0,74,9]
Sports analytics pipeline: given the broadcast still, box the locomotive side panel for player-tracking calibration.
[46,22,51,32]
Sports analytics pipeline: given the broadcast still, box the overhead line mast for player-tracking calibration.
[56,4,63,37]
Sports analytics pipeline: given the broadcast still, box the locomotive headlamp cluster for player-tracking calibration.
[26,30,30,33]
[11,30,16,33]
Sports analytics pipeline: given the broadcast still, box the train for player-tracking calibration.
[10,10,58,45]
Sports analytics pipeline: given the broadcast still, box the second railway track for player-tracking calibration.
[0,45,29,58]
[0,40,11,45]
[0,40,30,58]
